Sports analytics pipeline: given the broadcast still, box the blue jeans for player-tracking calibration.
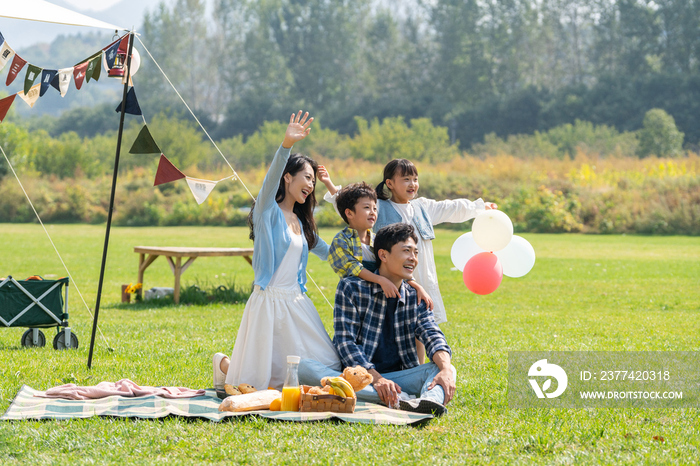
[299,359,455,405]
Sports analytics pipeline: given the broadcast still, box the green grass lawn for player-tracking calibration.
[1,224,699,464]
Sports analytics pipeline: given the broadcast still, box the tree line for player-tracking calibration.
[132,0,700,147]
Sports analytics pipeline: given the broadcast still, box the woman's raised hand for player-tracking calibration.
[282,110,314,149]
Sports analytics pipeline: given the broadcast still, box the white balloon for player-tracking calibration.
[450,232,486,271]
[494,235,536,277]
[472,210,513,252]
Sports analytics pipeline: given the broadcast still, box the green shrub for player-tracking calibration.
[637,109,684,158]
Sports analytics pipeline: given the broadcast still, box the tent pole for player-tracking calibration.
[88,31,135,368]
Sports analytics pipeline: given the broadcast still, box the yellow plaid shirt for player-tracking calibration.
[328,226,375,278]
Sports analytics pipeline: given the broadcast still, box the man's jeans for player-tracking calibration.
[299,359,456,406]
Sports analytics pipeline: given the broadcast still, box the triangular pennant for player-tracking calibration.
[115,87,142,115]
[17,84,41,108]
[0,32,4,46]
[86,52,102,82]
[24,64,42,95]
[0,94,16,123]
[0,41,13,72]
[154,154,186,186]
[129,125,162,154]
[6,53,26,86]
[39,69,58,97]
[186,177,219,205]
[51,67,73,97]
[104,38,121,69]
[73,62,88,90]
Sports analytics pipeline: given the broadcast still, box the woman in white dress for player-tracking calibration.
[213,111,341,392]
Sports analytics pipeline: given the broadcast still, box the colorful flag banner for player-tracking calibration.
[153,154,186,186]
[6,53,26,86]
[0,32,4,46]
[0,94,16,123]
[17,84,41,108]
[129,125,161,154]
[0,41,13,72]
[186,177,220,205]
[104,38,121,69]
[73,62,88,90]
[115,87,141,115]
[86,52,102,82]
[50,67,73,97]
[39,69,58,97]
[24,64,42,95]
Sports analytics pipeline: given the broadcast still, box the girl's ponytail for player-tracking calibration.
[376,180,390,200]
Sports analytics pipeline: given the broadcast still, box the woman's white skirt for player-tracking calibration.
[225,285,341,390]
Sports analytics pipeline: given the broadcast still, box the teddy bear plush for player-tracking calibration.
[341,366,373,392]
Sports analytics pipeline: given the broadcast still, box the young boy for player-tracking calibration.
[328,182,433,313]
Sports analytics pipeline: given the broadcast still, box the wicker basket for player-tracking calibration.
[299,385,356,413]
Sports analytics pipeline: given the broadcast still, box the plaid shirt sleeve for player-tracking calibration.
[328,231,364,278]
[333,279,375,370]
[414,302,452,360]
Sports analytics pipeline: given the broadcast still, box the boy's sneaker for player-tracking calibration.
[213,353,227,391]
[399,398,447,417]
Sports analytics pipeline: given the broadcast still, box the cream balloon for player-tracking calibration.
[472,210,513,252]
[450,232,486,271]
[494,235,535,277]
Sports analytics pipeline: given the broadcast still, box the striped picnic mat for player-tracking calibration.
[1,385,432,425]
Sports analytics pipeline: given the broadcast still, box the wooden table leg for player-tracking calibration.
[174,256,182,304]
[137,253,144,300]
[138,254,159,301]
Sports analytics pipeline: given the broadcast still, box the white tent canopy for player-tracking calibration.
[0,0,126,31]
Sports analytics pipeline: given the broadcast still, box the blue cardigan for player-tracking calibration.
[251,144,329,292]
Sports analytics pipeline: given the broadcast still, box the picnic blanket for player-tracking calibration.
[1,385,432,425]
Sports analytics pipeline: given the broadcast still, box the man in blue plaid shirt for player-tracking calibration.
[300,223,456,416]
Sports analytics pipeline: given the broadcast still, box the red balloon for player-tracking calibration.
[463,252,503,295]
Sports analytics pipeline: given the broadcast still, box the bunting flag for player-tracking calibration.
[186,177,220,205]
[6,53,26,86]
[50,67,73,97]
[24,64,42,95]
[153,154,186,186]
[129,125,161,154]
[104,38,121,69]
[73,62,88,90]
[0,41,13,72]
[0,32,4,46]
[39,69,58,97]
[85,52,102,82]
[0,94,16,123]
[17,84,41,108]
[115,87,141,115]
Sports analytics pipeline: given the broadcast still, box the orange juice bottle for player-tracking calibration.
[280,355,301,412]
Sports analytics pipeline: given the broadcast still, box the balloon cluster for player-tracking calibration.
[450,210,535,295]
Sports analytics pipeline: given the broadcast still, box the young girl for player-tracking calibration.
[374,159,497,328]
[213,111,341,392]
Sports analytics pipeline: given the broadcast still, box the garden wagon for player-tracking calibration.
[0,276,78,349]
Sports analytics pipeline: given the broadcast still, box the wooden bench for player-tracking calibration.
[134,246,254,304]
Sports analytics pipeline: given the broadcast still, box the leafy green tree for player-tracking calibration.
[636,108,684,157]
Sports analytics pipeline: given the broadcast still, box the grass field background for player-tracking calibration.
[1,224,699,464]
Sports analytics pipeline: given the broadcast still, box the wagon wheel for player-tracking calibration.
[53,330,79,350]
[21,329,46,348]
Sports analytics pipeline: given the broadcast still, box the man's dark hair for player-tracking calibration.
[374,223,418,258]
[335,182,377,224]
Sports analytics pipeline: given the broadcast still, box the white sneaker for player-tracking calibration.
[213,353,227,390]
